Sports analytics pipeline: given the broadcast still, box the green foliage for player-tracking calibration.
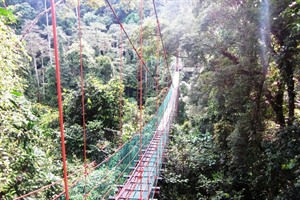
[94,55,114,82]
[3,0,299,199]
[0,0,167,198]
[160,0,300,199]
[0,20,63,199]
[0,7,16,23]
[261,125,300,199]
[160,123,243,199]
[9,2,36,33]
[63,75,128,161]
[9,2,36,20]
[124,11,139,24]
[56,5,77,36]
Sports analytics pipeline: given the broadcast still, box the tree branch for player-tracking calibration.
[220,49,240,65]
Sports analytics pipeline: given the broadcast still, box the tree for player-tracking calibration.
[0,16,61,199]
[63,76,124,161]
[268,0,300,126]
[160,0,300,199]
[23,23,49,101]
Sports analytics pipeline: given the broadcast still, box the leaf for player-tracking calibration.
[8,98,19,108]
[281,159,297,170]
[10,91,23,97]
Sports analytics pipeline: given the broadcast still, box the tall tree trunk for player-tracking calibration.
[42,58,45,99]
[45,0,53,65]
[265,80,285,127]
[75,6,78,19]
[284,54,295,125]
[34,57,41,102]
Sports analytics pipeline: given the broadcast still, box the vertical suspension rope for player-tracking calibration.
[156,26,160,113]
[136,60,139,124]
[50,0,69,199]
[176,50,179,72]
[139,0,144,198]
[145,69,148,100]
[152,0,173,87]
[119,25,123,145]
[76,0,88,196]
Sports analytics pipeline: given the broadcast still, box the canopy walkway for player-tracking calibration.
[14,0,180,199]
[15,71,179,200]
[112,72,179,200]
[62,72,179,200]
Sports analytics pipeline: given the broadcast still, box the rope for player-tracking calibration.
[101,149,140,199]
[156,23,160,115]
[136,62,139,125]
[152,0,173,87]
[119,25,123,145]
[54,138,138,199]
[53,136,141,198]
[14,162,95,200]
[50,1,69,199]
[14,180,61,200]
[76,0,88,194]
[139,0,144,198]
[20,0,64,41]
[52,163,97,200]
[104,0,156,82]
[92,134,139,170]
[145,132,160,199]
[84,145,139,198]
[146,133,162,199]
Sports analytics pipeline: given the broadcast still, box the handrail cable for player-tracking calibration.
[119,25,123,145]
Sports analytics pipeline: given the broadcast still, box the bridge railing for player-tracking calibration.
[59,85,174,199]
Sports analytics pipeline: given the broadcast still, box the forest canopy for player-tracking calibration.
[0,0,300,199]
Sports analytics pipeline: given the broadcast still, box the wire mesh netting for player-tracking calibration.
[115,82,177,200]
[59,86,173,199]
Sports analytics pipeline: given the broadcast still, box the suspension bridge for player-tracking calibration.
[14,0,180,199]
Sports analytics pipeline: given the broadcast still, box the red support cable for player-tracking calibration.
[77,0,87,198]
[156,26,160,115]
[145,69,148,100]
[152,0,173,87]
[176,50,179,72]
[54,135,141,198]
[50,0,69,199]
[139,0,144,198]
[136,62,139,121]
[76,1,88,195]
[119,25,123,145]
[14,180,61,200]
